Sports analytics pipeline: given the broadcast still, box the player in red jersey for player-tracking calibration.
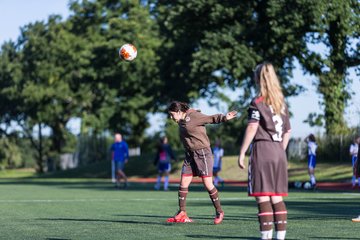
[238,62,291,240]
[166,101,237,224]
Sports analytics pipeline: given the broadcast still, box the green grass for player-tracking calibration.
[0,155,354,183]
[0,178,359,239]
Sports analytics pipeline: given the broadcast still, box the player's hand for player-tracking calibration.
[226,110,237,120]
[238,153,246,169]
[125,159,128,164]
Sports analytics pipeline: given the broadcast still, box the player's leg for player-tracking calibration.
[167,152,195,223]
[155,163,163,190]
[352,157,358,188]
[155,171,162,190]
[114,162,121,188]
[256,196,274,240]
[213,170,219,186]
[167,175,193,223]
[308,155,316,187]
[179,175,192,211]
[111,160,116,183]
[117,162,128,188]
[163,163,171,191]
[270,196,287,240]
[202,176,224,224]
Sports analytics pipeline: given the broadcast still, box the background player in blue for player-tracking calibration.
[238,62,291,240]
[352,148,360,222]
[349,136,360,189]
[154,136,176,191]
[212,140,224,187]
[305,134,317,188]
[110,133,129,188]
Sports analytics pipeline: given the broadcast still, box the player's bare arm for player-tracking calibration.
[282,131,291,150]
[238,122,259,169]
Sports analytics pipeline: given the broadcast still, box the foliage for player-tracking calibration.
[297,0,360,135]
[68,0,162,145]
[1,0,360,170]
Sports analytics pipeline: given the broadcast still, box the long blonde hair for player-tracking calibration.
[254,62,285,115]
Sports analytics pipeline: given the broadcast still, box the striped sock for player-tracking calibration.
[208,187,222,213]
[273,201,287,240]
[178,187,188,211]
[258,201,273,240]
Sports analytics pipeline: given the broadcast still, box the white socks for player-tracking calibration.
[310,174,316,185]
[276,230,286,240]
[260,230,273,240]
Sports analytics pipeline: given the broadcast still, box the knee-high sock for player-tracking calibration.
[208,187,222,213]
[258,201,273,240]
[178,187,188,211]
[273,201,287,240]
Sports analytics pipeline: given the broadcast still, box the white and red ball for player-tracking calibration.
[119,43,137,61]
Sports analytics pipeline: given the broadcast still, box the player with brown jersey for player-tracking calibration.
[238,62,291,240]
[166,101,237,224]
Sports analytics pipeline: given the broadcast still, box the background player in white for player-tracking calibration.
[305,134,317,188]
[350,136,360,189]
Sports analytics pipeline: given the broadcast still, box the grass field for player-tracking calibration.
[1,155,354,183]
[0,178,359,240]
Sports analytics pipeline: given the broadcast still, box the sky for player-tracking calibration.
[0,0,359,138]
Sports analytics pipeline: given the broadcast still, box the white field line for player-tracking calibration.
[0,194,359,203]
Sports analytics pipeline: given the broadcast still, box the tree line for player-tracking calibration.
[0,0,359,172]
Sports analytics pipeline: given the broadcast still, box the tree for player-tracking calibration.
[68,0,162,145]
[153,0,310,109]
[298,0,360,135]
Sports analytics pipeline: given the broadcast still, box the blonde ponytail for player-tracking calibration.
[254,63,285,115]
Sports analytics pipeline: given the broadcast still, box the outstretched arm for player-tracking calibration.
[196,110,237,125]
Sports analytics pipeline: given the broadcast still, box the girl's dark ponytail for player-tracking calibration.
[168,101,190,112]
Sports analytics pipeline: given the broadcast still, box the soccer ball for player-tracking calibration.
[119,43,137,61]
[303,182,312,189]
[294,181,302,189]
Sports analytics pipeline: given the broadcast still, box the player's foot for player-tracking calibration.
[214,211,224,225]
[166,210,193,223]
[352,216,360,222]
[163,187,169,191]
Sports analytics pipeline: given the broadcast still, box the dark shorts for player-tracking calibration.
[248,141,288,197]
[114,161,125,171]
[158,162,171,173]
[182,147,214,178]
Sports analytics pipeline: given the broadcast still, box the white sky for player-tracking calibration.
[0,0,359,138]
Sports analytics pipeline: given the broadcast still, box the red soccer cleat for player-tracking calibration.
[214,211,224,225]
[166,210,193,223]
